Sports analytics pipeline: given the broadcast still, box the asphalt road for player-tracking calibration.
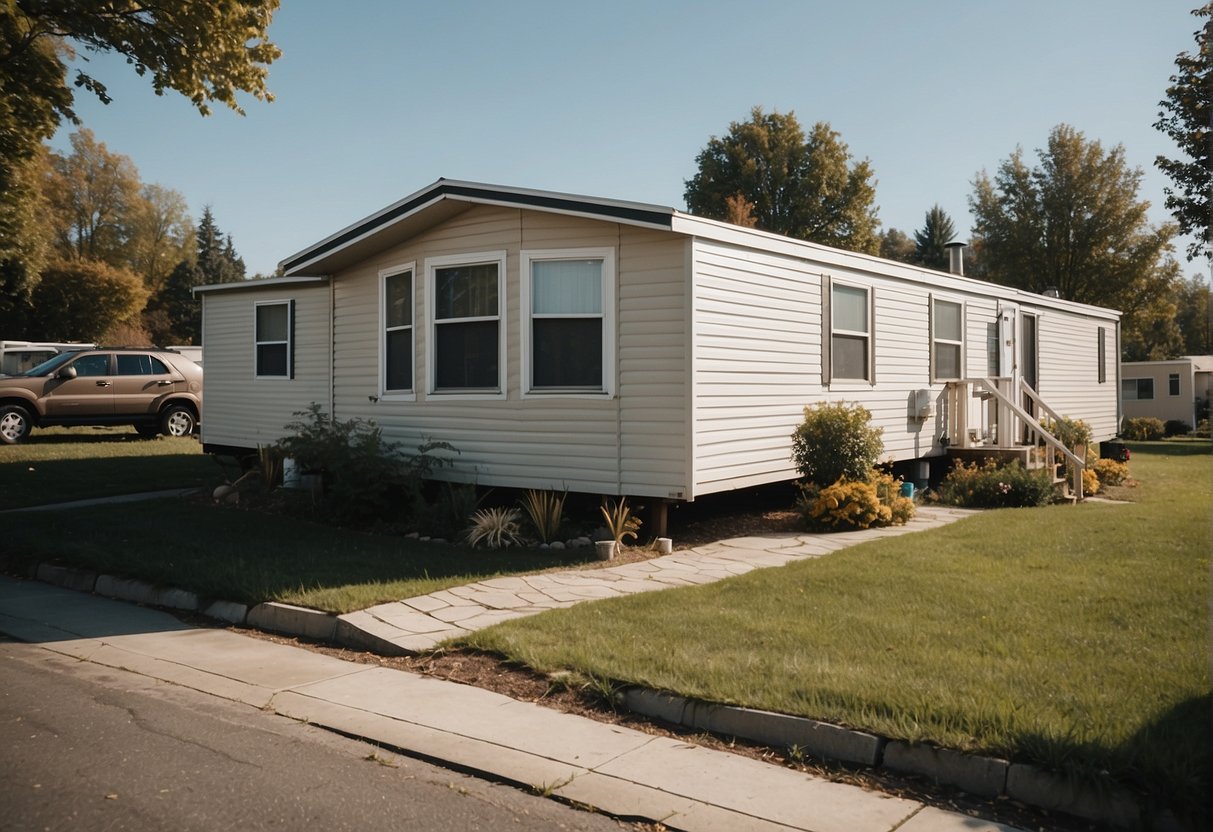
[0,637,632,831]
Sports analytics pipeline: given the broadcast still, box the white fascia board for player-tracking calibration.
[671,211,1123,321]
[192,275,330,296]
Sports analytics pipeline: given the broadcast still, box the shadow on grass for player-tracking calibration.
[2,497,601,611]
[0,455,217,509]
[1126,439,1212,457]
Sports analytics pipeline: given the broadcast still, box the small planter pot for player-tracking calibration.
[595,540,617,561]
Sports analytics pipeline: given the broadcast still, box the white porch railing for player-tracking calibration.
[945,377,1086,500]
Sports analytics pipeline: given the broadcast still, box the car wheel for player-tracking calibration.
[0,405,33,445]
[160,404,196,437]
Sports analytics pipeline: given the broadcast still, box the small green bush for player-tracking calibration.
[1164,419,1192,437]
[1092,458,1130,487]
[939,459,1054,508]
[1123,417,1166,441]
[422,482,480,539]
[276,404,454,526]
[791,402,884,487]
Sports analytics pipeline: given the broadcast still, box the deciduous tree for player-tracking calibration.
[28,259,147,342]
[1155,3,1212,262]
[44,128,141,266]
[969,125,1177,325]
[878,228,917,263]
[684,107,880,253]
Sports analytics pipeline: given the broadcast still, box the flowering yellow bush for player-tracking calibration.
[1092,458,1130,486]
[797,470,915,531]
[1082,468,1100,496]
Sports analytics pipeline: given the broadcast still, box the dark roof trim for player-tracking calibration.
[279,180,674,275]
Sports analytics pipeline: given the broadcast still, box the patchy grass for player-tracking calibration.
[0,426,215,508]
[460,441,1211,820]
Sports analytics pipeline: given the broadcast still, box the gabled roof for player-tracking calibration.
[279,179,676,277]
[258,178,1119,320]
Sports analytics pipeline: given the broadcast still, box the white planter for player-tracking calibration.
[595,540,616,561]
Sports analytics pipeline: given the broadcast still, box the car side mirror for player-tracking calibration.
[57,366,77,380]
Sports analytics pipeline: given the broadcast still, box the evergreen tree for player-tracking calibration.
[146,207,246,342]
[684,107,881,254]
[913,205,957,270]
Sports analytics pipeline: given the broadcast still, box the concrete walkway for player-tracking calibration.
[0,576,1023,832]
[340,504,979,654]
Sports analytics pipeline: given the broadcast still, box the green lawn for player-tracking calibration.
[459,440,1211,820]
[1,495,607,614]
[0,426,216,508]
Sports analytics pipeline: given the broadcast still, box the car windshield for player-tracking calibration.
[22,351,81,377]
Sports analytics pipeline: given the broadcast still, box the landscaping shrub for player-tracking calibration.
[276,404,454,526]
[1081,467,1100,496]
[1197,418,1211,438]
[422,482,480,539]
[1123,417,1165,441]
[939,459,1054,508]
[519,489,566,543]
[791,401,884,487]
[1044,415,1093,450]
[464,507,522,549]
[797,470,914,532]
[1092,458,1130,487]
[1164,419,1192,437]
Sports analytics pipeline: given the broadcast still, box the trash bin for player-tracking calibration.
[899,481,915,499]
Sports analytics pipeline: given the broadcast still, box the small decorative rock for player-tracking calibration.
[405,532,420,540]
[538,543,550,549]
[419,535,431,542]
[550,540,565,550]
[571,536,592,548]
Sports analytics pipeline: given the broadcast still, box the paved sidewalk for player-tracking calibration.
[0,576,1022,832]
[340,504,979,653]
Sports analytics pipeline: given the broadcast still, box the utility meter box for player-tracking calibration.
[914,389,935,420]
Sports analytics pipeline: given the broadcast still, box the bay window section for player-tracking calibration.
[429,253,504,393]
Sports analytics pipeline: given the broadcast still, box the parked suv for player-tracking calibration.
[0,347,203,444]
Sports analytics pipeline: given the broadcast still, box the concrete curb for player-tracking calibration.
[27,559,1168,831]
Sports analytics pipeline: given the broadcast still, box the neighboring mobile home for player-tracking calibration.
[1120,356,1212,429]
[196,179,1121,504]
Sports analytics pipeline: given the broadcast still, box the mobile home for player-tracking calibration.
[196,180,1121,504]
[1120,355,1212,429]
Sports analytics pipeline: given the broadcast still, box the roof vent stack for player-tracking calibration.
[944,241,967,276]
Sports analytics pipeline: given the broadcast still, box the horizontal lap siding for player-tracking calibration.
[1031,307,1120,441]
[690,242,823,495]
[200,286,331,449]
[330,206,689,497]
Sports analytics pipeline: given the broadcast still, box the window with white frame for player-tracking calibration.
[254,301,292,378]
[1168,373,1180,396]
[831,283,871,381]
[932,298,963,381]
[521,249,614,395]
[1121,378,1154,400]
[381,265,414,393]
[428,252,504,393]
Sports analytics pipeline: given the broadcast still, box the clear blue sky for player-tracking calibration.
[49,0,1205,278]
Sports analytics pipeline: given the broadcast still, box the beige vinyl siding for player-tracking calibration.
[689,241,824,495]
[1120,359,1199,426]
[1029,306,1120,442]
[328,205,689,497]
[199,285,331,448]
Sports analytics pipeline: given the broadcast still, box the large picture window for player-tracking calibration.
[427,252,505,393]
[521,248,614,395]
[255,301,292,378]
[932,298,964,381]
[831,283,871,381]
[381,265,414,393]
